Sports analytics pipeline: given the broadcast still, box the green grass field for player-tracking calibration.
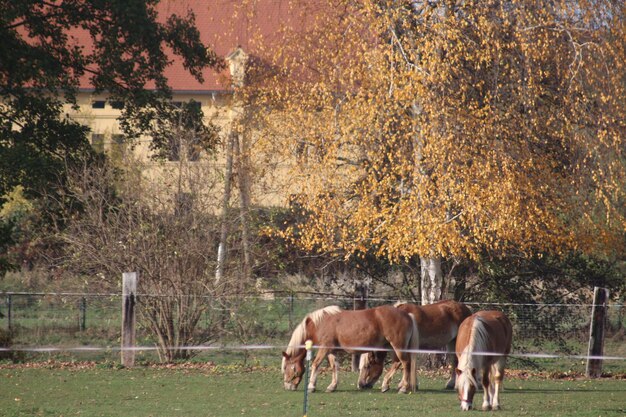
[1,365,624,417]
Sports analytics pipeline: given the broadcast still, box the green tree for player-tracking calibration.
[0,0,223,274]
[0,186,37,271]
[0,0,222,199]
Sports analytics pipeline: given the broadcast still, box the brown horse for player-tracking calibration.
[358,300,472,391]
[455,310,512,411]
[281,305,343,391]
[283,304,419,393]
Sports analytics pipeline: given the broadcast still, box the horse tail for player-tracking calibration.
[408,312,419,392]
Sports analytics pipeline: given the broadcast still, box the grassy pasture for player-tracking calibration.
[1,366,624,417]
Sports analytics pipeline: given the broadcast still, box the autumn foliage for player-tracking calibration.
[244,0,626,262]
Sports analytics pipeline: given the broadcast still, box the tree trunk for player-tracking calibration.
[420,256,442,305]
[235,132,252,282]
[352,276,368,371]
[215,132,236,283]
[420,256,445,369]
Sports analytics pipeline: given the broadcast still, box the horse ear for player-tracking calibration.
[471,368,477,377]
[282,351,289,359]
[455,368,462,376]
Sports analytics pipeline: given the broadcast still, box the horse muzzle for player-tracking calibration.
[358,381,374,390]
[460,400,472,411]
[284,382,298,391]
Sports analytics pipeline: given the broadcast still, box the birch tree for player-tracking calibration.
[244,0,626,299]
[216,48,252,284]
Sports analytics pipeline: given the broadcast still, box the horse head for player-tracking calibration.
[282,351,306,390]
[357,351,386,389]
[456,367,477,411]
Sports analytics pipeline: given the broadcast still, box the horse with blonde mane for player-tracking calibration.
[281,305,343,391]
[358,300,472,391]
[455,310,512,411]
[283,304,419,393]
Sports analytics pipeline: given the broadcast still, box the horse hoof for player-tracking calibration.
[398,388,408,394]
[325,386,337,393]
[307,387,316,394]
[381,386,390,393]
[482,405,492,411]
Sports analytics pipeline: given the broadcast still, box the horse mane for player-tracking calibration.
[457,316,490,388]
[393,300,409,307]
[285,305,342,356]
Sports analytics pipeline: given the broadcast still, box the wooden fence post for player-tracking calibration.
[288,291,294,331]
[6,294,12,330]
[586,286,608,378]
[121,272,137,367]
[79,297,87,331]
[353,281,368,310]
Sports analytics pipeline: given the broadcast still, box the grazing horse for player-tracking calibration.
[284,305,419,393]
[455,310,512,411]
[358,300,472,391]
[282,305,342,391]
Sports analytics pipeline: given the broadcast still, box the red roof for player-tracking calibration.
[73,0,302,92]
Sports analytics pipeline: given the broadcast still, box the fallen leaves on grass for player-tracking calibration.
[1,361,624,380]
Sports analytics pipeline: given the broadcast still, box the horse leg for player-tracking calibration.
[380,355,400,393]
[491,358,506,410]
[308,348,329,393]
[390,345,412,394]
[325,353,339,393]
[397,359,411,394]
[351,353,361,372]
[445,339,458,389]
[481,367,492,411]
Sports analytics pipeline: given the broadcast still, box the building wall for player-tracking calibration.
[65,91,232,158]
[64,89,288,210]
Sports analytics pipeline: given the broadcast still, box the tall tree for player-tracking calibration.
[246,0,626,297]
[0,0,222,200]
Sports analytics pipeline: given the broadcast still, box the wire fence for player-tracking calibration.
[0,292,624,366]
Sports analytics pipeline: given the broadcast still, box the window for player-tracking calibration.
[91,134,104,153]
[110,101,124,109]
[163,137,203,162]
[110,134,126,159]
[91,101,105,109]
[170,101,201,110]
[159,100,206,162]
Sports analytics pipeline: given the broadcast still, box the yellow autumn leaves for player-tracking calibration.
[242,0,625,262]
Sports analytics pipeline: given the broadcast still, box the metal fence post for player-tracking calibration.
[302,340,313,417]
